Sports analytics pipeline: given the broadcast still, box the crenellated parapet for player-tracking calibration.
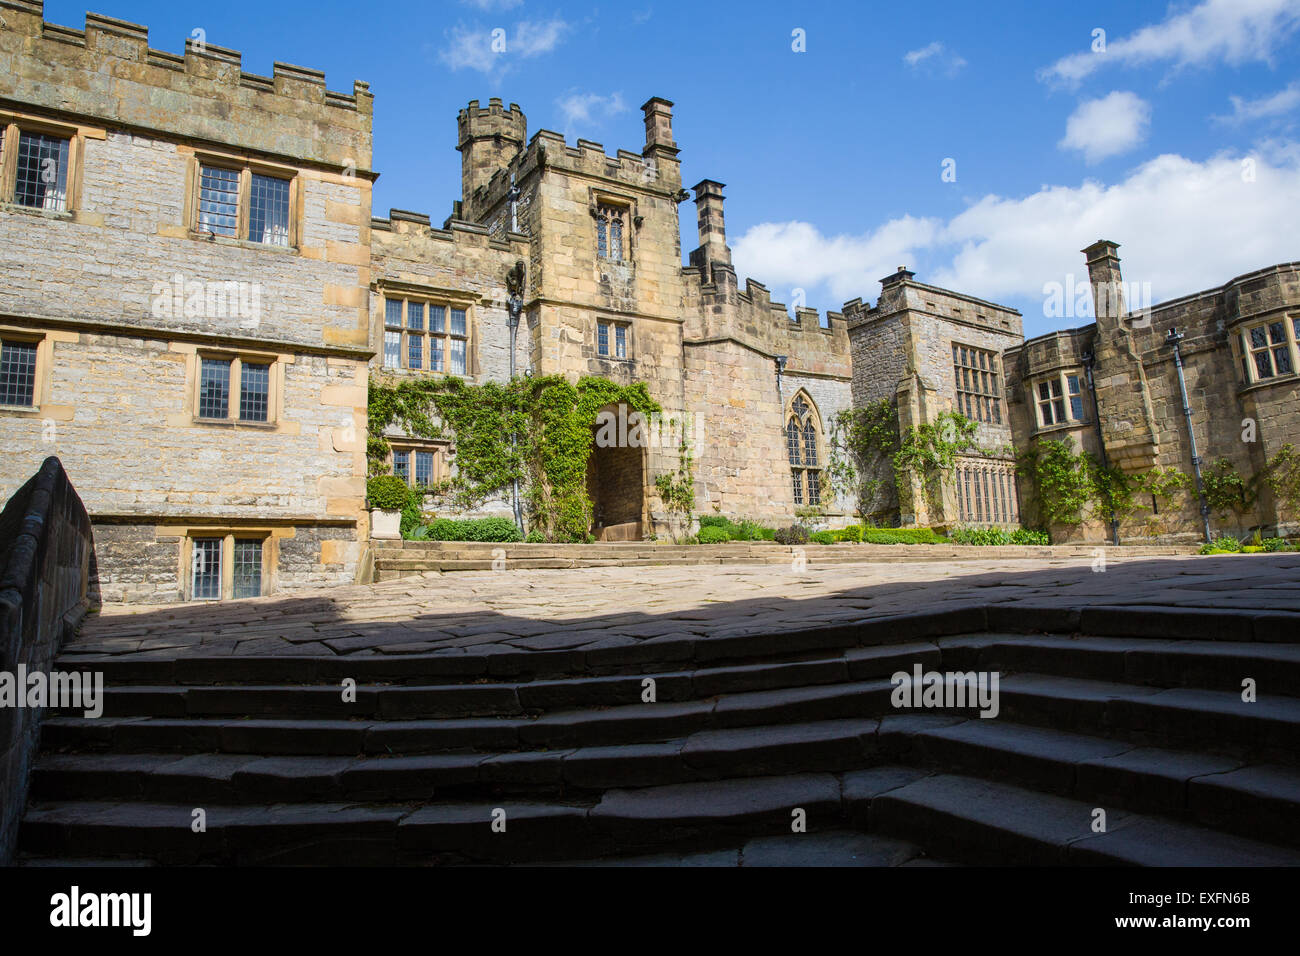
[0,1,373,170]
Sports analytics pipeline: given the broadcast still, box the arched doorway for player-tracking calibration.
[587,405,646,540]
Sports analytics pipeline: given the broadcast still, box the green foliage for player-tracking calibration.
[894,412,979,513]
[948,526,1050,546]
[1265,443,1300,518]
[1202,458,1255,519]
[695,516,770,542]
[835,525,863,543]
[829,399,901,520]
[774,524,810,545]
[524,529,547,543]
[1199,534,1243,554]
[366,475,414,512]
[697,515,729,529]
[368,374,660,543]
[654,420,696,534]
[423,516,523,543]
[809,530,836,545]
[1017,440,1096,526]
[697,526,731,544]
[400,498,425,537]
[861,526,946,545]
[1263,537,1291,552]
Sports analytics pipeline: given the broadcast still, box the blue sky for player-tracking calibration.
[41,0,1300,338]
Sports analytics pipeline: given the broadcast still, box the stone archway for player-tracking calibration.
[587,411,646,541]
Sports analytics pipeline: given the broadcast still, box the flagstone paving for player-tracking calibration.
[66,553,1300,660]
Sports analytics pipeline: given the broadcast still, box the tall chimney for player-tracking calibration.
[1083,239,1125,323]
[689,179,730,274]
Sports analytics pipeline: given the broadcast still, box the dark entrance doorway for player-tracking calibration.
[587,423,645,541]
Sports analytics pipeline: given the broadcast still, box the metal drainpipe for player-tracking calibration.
[1166,328,1213,543]
[1082,352,1120,546]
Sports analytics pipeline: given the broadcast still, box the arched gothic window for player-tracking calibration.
[786,392,823,507]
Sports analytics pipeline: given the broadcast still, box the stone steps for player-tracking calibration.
[23,606,1300,865]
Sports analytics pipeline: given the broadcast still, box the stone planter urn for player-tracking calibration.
[371,508,402,540]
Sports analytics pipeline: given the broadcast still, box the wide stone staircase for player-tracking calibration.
[372,540,1195,580]
[18,607,1300,866]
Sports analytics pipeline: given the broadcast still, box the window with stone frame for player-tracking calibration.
[1236,316,1299,384]
[786,391,823,507]
[0,118,78,213]
[0,336,39,407]
[952,344,1002,424]
[383,296,470,375]
[188,533,269,601]
[389,443,445,489]
[193,155,297,247]
[1031,370,1086,428]
[596,202,629,262]
[597,319,630,359]
[195,352,275,424]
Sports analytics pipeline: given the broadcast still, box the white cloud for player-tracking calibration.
[1040,0,1300,87]
[1059,91,1151,163]
[555,91,629,132]
[438,19,570,74]
[459,0,523,10]
[903,41,967,75]
[1216,82,1300,124]
[730,145,1300,328]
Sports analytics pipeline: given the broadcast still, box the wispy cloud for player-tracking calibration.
[458,0,523,10]
[555,91,629,133]
[903,40,967,75]
[438,18,571,75]
[1215,81,1300,124]
[1059,91,1152,164]
[1040,0,1300,88]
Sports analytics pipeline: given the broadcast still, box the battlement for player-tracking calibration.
[371,208,526,253]
[518,128,682,195]
[0,1,373,169]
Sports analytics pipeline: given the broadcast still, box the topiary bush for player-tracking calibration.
[367,475,413,512]
[697,526,731,544]
[424,517,523,542]
[860,527,945,545]
[774,524,810,545]
[809,530,837,545]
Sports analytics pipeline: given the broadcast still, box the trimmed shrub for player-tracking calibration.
[697,515,729,529]
[1010,528,1051,546]
[367,475,412,512]
[425,517,523,543]
[836,525,864,543]
[757,527,777,541]
[524,529,546,543]
[697,526,731,544]
[860,527,945,545]
[774,524,810,545]
[809,530,836,545]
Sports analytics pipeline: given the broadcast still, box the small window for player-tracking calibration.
[194,160,296,247]
[0,338,38,407]
[191,538,223,600]
[196,354,276,424]
[1240,319,1298,383]
[389,445,443,489]
[14,132,70,211]
[393,450,410,483]
[1034,371,1086,428]
[199,165,240,237]
[953,345,1002,424]
[414,451,434,487]
[233,539,263,599]
[597,203,628,262]
[597,320,630,359]
[249,173,291,246]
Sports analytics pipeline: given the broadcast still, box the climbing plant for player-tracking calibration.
[1202,458,1256,533]
[653,417,696,541]
[1016,439,1097,526]
[368,373,660,542]
[1264,443,1300,521]
[893,411,979,514]
[828,399,900,521]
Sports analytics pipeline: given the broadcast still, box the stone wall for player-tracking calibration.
[0,3,372,601]
[0,456,92,864]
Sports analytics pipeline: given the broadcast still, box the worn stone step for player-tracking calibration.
[869,773,1300,866]
[30,718,884,804]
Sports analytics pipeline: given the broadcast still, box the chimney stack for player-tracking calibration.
[689,179,731,274]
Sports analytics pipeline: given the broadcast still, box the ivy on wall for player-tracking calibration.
[367,374,660,542]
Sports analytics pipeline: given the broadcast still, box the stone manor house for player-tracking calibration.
[1,3,1297,603]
